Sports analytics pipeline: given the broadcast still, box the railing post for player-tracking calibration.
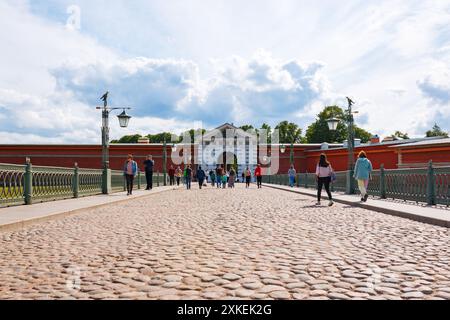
[427,160,436,205]
[24,158,33,205]
[137,171,141,190]
[380,164,386,199]
[102,162,112,195]
[73,163,79,198]
[157,172,160,187]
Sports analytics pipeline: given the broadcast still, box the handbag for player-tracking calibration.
[330,171,337,183]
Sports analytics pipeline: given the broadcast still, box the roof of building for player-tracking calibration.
[305,136,449,153]
[390,137,450,149]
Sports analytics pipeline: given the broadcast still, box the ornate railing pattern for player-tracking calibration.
[0,164,25,207]
[384,168,428,203]
[78,169,103,196]
[32,166,74,202]
[1,161,164,208]
[264,162,450,207]
[435,167,450,206]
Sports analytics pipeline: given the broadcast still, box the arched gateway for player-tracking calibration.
[197,123,258,177]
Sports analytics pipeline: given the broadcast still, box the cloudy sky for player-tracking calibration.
[0,0,449,143]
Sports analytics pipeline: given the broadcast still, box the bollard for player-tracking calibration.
[73,163,79,198]
[304,172,308,189]
[157,172,160,187]
[426,160,436,205]
[296,174,300,188]
[24,158,33,205]
[380,164,386,199]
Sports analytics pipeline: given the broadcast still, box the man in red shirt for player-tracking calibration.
[254,164,263,189]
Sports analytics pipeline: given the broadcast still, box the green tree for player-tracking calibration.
[426,123,449,138]
[240,125,255,132]
[389,131,409,140]
[111,134,143,144]
[275,121,304,143]
[260,123,272,143]
[147,132,174,143]
[305,106,372,143]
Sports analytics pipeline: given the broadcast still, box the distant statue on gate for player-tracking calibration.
[346,96,355,107]
[101,91,109,107]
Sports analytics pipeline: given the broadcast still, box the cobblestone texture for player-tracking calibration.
[0,185,449,300]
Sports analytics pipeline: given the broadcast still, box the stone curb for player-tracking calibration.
[0,187,175,233]
[264,184,450,228]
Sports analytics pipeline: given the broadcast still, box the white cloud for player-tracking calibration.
[1,0,450,143]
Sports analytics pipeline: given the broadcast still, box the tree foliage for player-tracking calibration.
[275,121,304,143]
[426,123,449,138]
[305,106,372,143]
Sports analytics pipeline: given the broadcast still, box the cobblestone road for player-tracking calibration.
[0,185,449,300]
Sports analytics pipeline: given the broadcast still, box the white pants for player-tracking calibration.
[357,179,369,197]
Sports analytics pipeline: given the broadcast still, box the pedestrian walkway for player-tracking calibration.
[264,184,450,228]
[0,186,176,232]
[0,184,449,300]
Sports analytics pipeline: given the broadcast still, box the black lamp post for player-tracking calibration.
[97,91,132,194]
[326,97,357,194]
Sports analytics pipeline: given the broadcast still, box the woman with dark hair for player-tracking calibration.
[354,151,373,202]
[315,154,334,206]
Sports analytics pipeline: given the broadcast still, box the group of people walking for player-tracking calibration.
[314,151,373,206]
[123,151,373,204]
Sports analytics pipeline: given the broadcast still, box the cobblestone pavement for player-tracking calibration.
[0,184,449,300]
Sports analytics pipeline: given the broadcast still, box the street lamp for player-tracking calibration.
[97,91,132,194]
[163,138,167,186]
[117,110,132,128]
[326,97,357,194]
[290,143,294,166]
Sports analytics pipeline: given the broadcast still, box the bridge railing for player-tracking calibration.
[263,161,450,207]
[0,161,164,208]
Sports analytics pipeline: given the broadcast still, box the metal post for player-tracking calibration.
[380,164,386,199]
[137,171,141,190]
[24,158,33,205]
[297,174,300,187]
[304,172,308,188]
[73,163,79,198]
[427,160,436,206]
[102,163,112,195]
[346,102,356,195]
[290,143,294,166]
[157,172,160,187]
[163,139,167,186]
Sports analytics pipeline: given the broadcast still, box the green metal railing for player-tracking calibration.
[1,161,163,208]
[263,162,450,207]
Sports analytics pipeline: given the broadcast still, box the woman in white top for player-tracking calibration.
[315,154,334,206]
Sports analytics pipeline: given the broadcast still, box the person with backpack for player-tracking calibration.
[197,166,206,189]
[245,167,252,188]
[354,151,373,202]
[315,154,334,207]
[216,166,224,188]
[123,154,138,196]
[209,169,216,187]
[288,165,297,188]
[185,165,192,190]
[175,166,182,186]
